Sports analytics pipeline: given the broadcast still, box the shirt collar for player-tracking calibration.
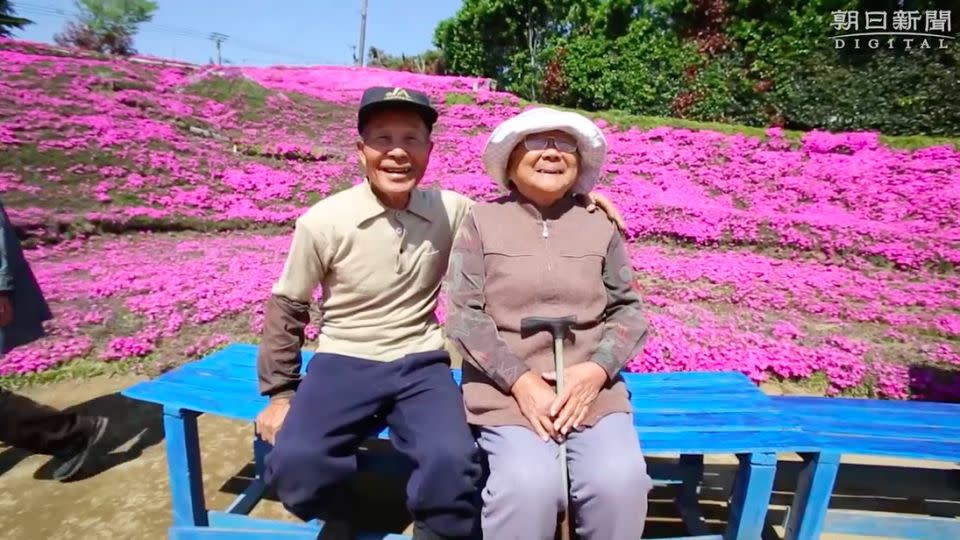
[509,187,577,221]
[352,178,434,226]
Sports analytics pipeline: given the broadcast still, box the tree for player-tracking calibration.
[54,0,157,56]
[367,47,446,74]
[433,0,605,98]
[0,1,34,37]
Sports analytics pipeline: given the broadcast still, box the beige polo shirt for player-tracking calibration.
[270,179,475,362]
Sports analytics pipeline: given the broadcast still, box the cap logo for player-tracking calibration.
[384,87,411,101]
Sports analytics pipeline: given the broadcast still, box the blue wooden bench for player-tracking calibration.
[121,343,818,539]
[774,395,960,540]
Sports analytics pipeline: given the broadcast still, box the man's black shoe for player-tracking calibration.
[412,522,472,540]
[316,519,355,540]
[52,415,109,481]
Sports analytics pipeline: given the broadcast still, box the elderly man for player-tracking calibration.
[255,87,623,540]
[0,198,109,482]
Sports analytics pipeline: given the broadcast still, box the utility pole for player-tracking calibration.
[210,33,228,65]
[357,0,368,66]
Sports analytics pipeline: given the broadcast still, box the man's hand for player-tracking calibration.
[511,371,560,442]
[584,191,627,235]
[0,296,13,327]
[542,362,608,436]
[255,397,291,445]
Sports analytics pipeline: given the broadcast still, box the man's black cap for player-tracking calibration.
[357,86,439,134]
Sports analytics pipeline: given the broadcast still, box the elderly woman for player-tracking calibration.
[443,107,653,539]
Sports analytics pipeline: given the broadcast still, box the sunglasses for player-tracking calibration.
[522,133,578,153]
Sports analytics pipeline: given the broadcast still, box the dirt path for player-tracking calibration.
[0,374,298,539]
[0,375,956,539]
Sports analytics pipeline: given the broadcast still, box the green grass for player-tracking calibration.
[185,75,270,107]
[85,65,126,79]
[0,143,123,176]
[0,357,142,391]
[444,92,476,106]
[183,75,271,120]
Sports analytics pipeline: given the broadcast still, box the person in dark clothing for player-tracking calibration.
[0,198,108,481]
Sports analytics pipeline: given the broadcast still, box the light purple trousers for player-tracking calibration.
[476,412,653,540]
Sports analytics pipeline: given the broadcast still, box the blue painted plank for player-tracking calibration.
[125,381,263,422]
[775,395,960,416]
[641,430,819,454]
[170,359,761,400]
[807,420,960,443]
[164,408,208,527]
[632,412,792,432]
[822,509,960,540]
[223,479,265,516]
[181,343,759,390]
[174,350,757,391]
[132,373,768,413]
[629,396,772,413]
[205,512,411,540]
[810,409,960,431]
[171,527,412,540]
[146,369,258,393]
[810,433,960,461]
[128,344,769,419]
[169,528,319,539]
[205,512,412,539]
[124,379,257,407]
[140,375,765,416]
[771,397,960,459]
[125,376,773,422]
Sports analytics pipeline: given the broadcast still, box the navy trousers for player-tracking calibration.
[264,350,481,538]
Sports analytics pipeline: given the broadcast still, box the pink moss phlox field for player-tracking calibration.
[0,232,302,375]
[1,39,958,400]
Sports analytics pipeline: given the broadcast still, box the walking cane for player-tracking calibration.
[520,315,578,540]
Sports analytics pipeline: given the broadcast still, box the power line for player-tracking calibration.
[16,1,207,38]
[13,2,344,65]
[209,32,227,65]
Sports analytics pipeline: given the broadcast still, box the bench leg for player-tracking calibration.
[783,451,840,540]
[676,454,711,536]
[163,406,208,527]
[254,436,270,479]
[222,435,272,516]
[724,452,776,540]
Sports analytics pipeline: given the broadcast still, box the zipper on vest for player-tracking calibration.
[543,220,550,269]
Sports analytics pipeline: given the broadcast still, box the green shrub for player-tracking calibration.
[558,17,700,117]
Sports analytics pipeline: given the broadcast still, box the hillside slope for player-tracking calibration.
[1,39,958,401]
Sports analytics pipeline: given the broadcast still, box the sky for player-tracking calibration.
[8,0,464,66]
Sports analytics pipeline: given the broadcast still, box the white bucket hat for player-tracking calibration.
[482,106,608,195]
